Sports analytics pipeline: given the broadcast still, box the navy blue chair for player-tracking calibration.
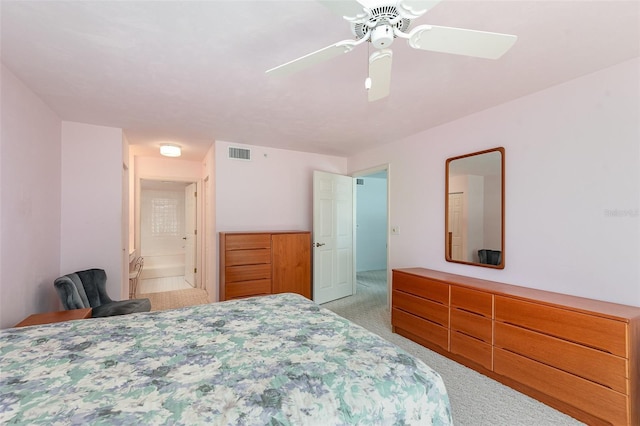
[55,268,151,318]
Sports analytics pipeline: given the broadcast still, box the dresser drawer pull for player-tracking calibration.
[453,330,485,342]
[499,321,615,355]
[454,307,486,317]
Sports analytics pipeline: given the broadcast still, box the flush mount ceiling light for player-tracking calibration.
[160,144,181,157]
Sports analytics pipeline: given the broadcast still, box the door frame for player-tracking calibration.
[135,175,202,287]
[351,163,391,310]
[184,182,197,287]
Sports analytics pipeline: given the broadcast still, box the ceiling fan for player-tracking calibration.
[266,0,517,102]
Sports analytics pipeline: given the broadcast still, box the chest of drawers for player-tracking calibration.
[220,231,311,300]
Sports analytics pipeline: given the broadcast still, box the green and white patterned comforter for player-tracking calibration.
[1,293,452,425]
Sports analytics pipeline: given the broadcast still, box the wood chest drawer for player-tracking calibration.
[225,264,271,283]
[225,248,271,266]
[494,348,629,425]
[393,290,449,327]
[450,330,492,370]
[392,307,449,351]
[393,271,449,305]
[495,296,627,356]
[494,322,627,393]
[225,279,272,299]
[225,234,271,250]
[451,308,492,343]
[451,286,492,317]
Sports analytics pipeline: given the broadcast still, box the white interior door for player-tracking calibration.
[313,171,354,304]
[184,183,197,287]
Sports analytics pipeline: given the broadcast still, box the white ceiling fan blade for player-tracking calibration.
[396,0,443,19]
[408,25,517,59]
[368,49,392,102]
[266,40,359,77]
[316,0,368,21]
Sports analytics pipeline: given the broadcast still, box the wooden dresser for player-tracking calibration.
[219,231,311,301]
[392,268,640,426]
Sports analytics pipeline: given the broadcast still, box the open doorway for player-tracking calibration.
[137,179,197,294]
[353,166,389,307]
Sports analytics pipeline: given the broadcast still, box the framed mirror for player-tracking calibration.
[445,147,504,269]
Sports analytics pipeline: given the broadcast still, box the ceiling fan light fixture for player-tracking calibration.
[266,0,518,101]
[160,144,181,157]
[371,24,394,49]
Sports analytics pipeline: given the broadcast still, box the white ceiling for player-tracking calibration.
[2,1,638,161]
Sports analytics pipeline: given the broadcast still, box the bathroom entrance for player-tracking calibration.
[138,179,197,293]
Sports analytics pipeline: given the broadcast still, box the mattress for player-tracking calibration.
[0,293,452,425]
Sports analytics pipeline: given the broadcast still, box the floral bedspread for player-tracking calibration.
[1,293,452,425]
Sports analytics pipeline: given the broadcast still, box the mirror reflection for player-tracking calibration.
[446,147,504,269]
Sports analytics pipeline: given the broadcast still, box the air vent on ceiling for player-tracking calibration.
[356,178,364,185]
[228,147,251,161]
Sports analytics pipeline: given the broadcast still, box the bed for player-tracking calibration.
[0,293,452,425]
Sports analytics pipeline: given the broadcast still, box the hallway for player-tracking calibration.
[137,276,193,294]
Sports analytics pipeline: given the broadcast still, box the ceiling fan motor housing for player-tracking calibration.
[371,24,394,49]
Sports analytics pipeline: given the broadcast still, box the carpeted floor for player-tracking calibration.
[138,288,209,311]
[322,270,585,426]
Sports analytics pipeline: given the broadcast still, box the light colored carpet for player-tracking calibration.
[322,270,585,426]
[138,288,209,311]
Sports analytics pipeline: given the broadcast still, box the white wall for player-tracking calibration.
[60,122,124,300]
[215,141,347,232]
[356,176,387,272]
[135,156,204,182]
[348,58,640,307]
[0,64,62,328]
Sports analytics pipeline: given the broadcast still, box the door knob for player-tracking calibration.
[314,242,325,247]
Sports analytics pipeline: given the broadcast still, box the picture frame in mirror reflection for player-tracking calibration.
[445,147,504,269]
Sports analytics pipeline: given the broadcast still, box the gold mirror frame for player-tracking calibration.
[445,147,505,269]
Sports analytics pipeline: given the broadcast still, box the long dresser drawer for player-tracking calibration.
[226,280,272,299]
[393,271,449,305]
[451,286,492,317]
[225,264,271,283]
[450,308,492,343]
[450,330,492,370]
[225,234,271,250]
[393,290,449,327]
[494,348,629,425]
[392,308,449,351]
[494,322,627,393]
[495,296,627,356]
[226,248,271,266]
